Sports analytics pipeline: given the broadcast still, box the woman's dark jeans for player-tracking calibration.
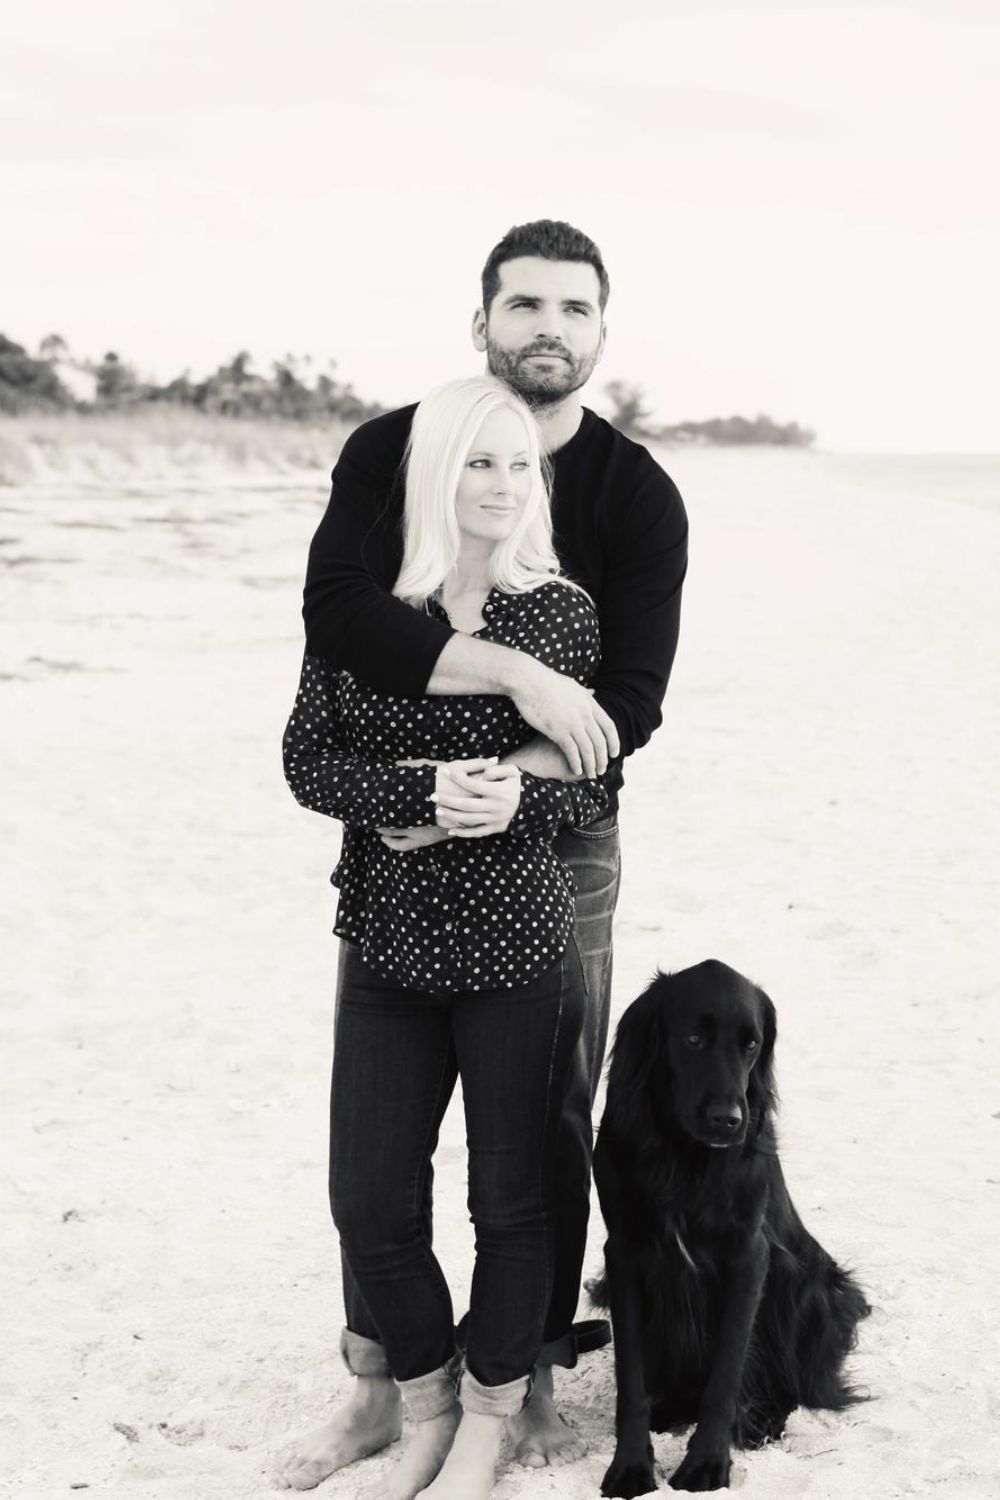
[329,938,586,1388]
[334,816,622,1370]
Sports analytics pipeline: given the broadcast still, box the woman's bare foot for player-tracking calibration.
[361,1403,460,1500]
[275,1374,403,1490]
[509,1364,587,1468]
[416,1411,504,1500]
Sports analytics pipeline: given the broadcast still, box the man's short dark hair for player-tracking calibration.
[481,220,610,315]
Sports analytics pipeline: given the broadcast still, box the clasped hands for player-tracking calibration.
[378,758,521,851]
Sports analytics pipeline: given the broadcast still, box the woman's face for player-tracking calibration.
[454,406,533,547]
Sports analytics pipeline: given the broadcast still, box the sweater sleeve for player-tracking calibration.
[497,583,613,839]
[505,769,613,842]
[592,461,688,757]
[282,655,437,830]
[302,408,456,694]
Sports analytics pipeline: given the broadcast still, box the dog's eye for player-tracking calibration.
[685,1034,704,1049]
[745,1039,759,1052]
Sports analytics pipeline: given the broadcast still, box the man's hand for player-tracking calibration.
[433,761,522,838]
[508,660,619,779]
[378,825,450,851]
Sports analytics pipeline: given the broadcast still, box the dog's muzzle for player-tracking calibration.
[699,1101,746,1147]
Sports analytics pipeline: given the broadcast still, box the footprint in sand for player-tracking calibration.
[805,919,853,940]
[786,1420,893,1456]
[157,1417,206,1445]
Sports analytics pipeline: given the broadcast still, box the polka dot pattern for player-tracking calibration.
[283,581,610,991]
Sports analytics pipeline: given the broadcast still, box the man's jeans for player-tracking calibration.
[329,939,586,1390]
[332,814,622,1369]
[545,813,621,1349]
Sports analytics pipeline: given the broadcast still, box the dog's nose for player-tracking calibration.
[706,1103,743,1132]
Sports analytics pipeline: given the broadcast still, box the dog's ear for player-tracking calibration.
[602,972,667,1141]
[748,986,778,1135]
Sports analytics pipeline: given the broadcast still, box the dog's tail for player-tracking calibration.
[797,1258,872,1410]
[585,1271,609,1309]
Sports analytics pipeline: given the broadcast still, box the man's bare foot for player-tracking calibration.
[275,1374,402,1490]
[509,1364,587,1468]
[416,1411,504,1500]
[361,1403,460,1500]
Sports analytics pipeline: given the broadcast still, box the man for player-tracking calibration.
[279,220,687,1492]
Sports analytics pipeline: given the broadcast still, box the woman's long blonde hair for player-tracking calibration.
[392,376,574,608]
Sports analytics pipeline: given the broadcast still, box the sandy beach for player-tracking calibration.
[3,442,998,1500]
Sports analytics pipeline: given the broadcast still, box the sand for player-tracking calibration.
[2,446,998,1499]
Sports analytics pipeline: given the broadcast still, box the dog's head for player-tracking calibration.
[604,960,777,1151]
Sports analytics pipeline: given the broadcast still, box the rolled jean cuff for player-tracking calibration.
[459,1366,533,1418]
[537,1330,577,1369]
[339,1327,392,1379]
[398,1351,462,1423]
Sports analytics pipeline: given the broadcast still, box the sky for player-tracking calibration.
[4,0,998,451]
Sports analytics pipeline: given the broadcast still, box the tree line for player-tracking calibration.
[0,335,814,446]
[0,334,382,425]
[601,380,815,448]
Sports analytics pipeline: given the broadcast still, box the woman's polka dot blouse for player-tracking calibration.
[283,581,610,992]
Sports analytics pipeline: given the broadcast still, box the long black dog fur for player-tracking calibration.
[591,960,870,1495]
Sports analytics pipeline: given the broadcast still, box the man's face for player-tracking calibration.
[473,256,606,408]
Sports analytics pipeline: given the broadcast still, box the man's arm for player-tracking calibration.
[303,408,456,695]
[591,463,688,759]
[303,413,618,776]
[428,633,618,777]
[464,458,688,778]
[502,735,582,780]
[493,461,687,784]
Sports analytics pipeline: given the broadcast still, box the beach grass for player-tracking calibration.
[0,409,354,486]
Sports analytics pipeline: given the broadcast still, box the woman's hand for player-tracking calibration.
[432,760,522,838]
[378,825,450,851]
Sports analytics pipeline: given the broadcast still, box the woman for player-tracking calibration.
[283,377,609,1500]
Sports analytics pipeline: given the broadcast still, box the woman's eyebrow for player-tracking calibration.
[468,450,529,458]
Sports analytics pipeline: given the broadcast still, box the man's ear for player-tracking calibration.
[471,307,488,353]
[595,321,607,364]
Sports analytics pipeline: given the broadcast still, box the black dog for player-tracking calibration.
[592,960,870,1496]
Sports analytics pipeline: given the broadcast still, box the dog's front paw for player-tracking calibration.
[668,1439,731,1492]
[601,1441,657,1498]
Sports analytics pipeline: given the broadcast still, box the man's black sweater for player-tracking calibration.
[303,403,688,797]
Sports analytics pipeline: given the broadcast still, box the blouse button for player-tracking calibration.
[483,604,494,615]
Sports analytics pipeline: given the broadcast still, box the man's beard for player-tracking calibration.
[485,335,600,410]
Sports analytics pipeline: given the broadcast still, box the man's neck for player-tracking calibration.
[531,395,586,456]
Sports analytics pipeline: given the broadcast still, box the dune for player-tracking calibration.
[0,411,350,489]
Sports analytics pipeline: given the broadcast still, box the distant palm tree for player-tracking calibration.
[603,380,654,438]
[38,333,69,363]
